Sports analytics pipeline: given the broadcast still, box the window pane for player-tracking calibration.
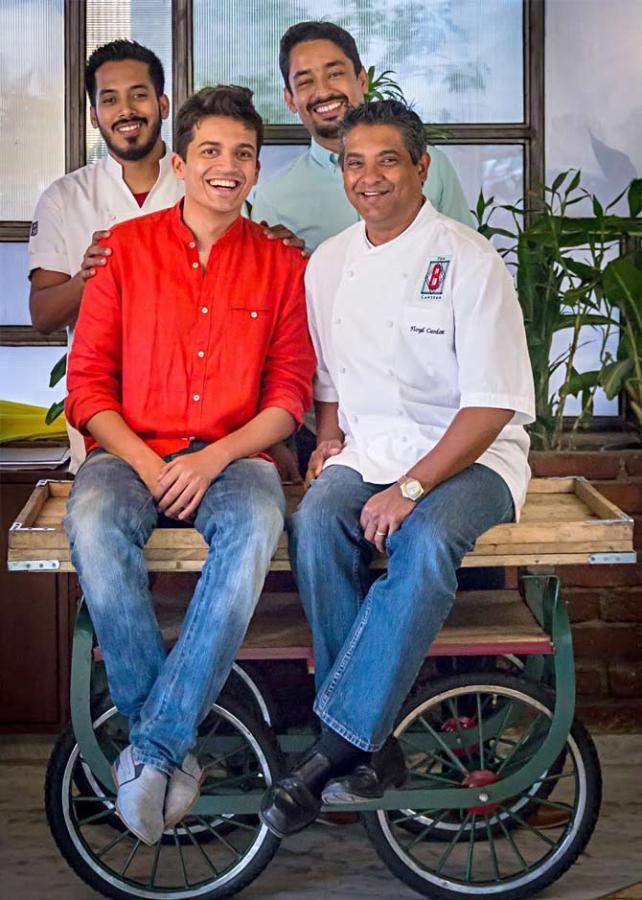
[0,244,31,326]
[546,0,642,213]
[86,0,173,164]
[0,347,65,407]
[0,0,65,220]
[193,0,523,124]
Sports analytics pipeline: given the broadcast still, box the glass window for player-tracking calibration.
[0,346,66,407]
[0,0,65,220]
[0,244,31,326]
[546,0,642,213]
[85,0,173,164]
[193,0,523,125]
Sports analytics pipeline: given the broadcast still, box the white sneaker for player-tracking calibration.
[164,752,204,828]
[112,745,168,846]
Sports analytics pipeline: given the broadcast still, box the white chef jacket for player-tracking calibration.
[305,199,536,516]
[28,149,184,472]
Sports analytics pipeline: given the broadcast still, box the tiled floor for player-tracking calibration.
[1,734,640,900]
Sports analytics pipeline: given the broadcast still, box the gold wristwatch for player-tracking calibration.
[397,475,425,502]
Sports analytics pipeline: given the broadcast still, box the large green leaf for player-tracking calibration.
[560,368,600,398]
[600,359,634,400]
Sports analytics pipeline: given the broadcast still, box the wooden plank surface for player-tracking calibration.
[8,477,635,571]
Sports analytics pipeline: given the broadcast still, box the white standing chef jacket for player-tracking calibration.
[305,199,536,516]
[28,150,184,472]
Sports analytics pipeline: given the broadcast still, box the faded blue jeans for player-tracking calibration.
[288,463,515,752]
[64,448,284,775]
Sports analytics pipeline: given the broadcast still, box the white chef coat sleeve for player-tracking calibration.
[454,249,535,426]
[304,260,339,403]
[28,183,72,277]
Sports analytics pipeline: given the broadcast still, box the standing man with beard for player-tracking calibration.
[252,20,474,254]
[29,40,183,472]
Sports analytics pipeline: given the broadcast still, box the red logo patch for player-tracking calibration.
[421,257,451,299]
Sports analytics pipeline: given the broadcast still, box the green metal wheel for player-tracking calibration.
[363,673,601,900]
[45,696,282,899]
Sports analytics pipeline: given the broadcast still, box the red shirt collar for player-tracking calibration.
[170,199,245,249]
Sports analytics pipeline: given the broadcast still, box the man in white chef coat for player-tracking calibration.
[29,39,183,472]
[261,99,535,837]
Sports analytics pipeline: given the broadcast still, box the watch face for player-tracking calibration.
[403,478,424,500]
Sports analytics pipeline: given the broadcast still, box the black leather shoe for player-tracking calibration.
[260,750,333,838]
[321,738,407,804]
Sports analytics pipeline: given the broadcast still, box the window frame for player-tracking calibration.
[1,0,545,345]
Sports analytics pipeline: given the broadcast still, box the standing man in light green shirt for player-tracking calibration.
[251,20,474,253]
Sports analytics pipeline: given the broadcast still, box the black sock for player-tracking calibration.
[314,726,370,775]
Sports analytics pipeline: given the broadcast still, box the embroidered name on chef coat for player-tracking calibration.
[420,256,451,300]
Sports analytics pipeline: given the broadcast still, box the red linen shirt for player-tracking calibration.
[65,201,315,457]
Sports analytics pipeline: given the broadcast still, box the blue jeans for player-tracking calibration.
[288,463,515,752]
[64,449,284,775]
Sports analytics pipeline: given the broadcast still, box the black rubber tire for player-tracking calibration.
[363,673,602,900]
[45,696,282,900]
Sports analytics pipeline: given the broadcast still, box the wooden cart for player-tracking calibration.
[7,476,636,900]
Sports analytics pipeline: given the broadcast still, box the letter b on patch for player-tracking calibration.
[421,257,451,300]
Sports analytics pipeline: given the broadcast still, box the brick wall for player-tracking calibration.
[529,450,642,730]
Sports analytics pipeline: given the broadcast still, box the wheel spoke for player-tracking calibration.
[500,805,556,847]
[496,713,547,775]
[446,699,475,764]
[202,742,246,772]
[465,813,477,882]
[486,699,517,767]
[148,838,162,887]
[173,828,191,888]
[529,797,575,814]
[120,838,142,876]
[485,816,502,882]
[405,808,454,849]
[182,821,220,875]
[416,716,469,775]
[76,807,117,826]
[497,811,530,874]
[476,694,486,770]
[95,828,131,859]
[435,811,472,875]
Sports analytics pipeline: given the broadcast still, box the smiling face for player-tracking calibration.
[342,123,429,240]
[284,39,368,146]
[172,115,259,217]
[90,59,169,162]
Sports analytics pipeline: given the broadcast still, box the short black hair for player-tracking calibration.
[175,85,264,161]
[85,40,165,106]
[339,100,427,166]
[279,21,363,88]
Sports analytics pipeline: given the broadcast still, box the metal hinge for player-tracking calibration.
[587,552,637,565]
[8,560,60,571]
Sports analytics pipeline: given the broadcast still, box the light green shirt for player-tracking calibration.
[251,138,474,251]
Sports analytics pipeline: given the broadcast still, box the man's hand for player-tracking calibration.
[269,441,303,484]
[136,454,166,497]
[360,484,416,552]
[79,230,112,281]
[259,221,307,255]
[305,438,343,487]
[155,448,228,521]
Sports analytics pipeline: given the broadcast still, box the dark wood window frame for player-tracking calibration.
[1,0,543,349]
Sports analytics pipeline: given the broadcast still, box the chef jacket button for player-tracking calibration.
[197,350,205,358]
[335,317,342,325]
[201,306,208,314]
[347,270,354,278]
[388,368,394,376]
[250,311,258,319]
[401,435,408,443]
[192,261,199,269]
[387,320,394,328]
[193,394,200,402]
[189,241,196,249]
[339,366,346,374]
[353,414,359,423]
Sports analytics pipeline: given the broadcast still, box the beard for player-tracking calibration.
[100,114,163,162]
[307,93,351,141]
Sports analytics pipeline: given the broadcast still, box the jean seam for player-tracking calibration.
[314,708,379,753]
[316,590,374,712]
[131,748,175,776]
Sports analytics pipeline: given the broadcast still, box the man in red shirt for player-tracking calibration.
[63,85,315,846]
